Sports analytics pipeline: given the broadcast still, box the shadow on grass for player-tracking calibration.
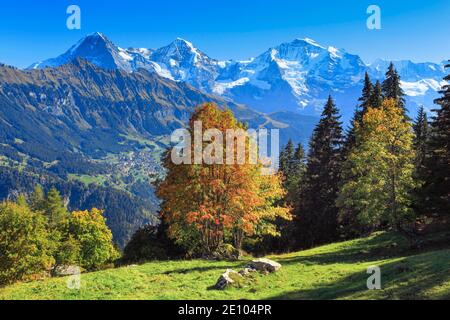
[276,232,450,267]
[162,263,246,275]
[268,249,450,300]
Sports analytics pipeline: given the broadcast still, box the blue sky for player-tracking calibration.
[0,0,449,68]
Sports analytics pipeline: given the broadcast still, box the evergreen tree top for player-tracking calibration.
[435,62,450,105]
[321,95,341,118]
[382,62,406,109]
[308,95,344,159]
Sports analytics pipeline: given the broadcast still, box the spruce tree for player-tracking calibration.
[413,106,430,215]
[294,143,307,173]
[423,61,450,216]
[279,141,306,205]
[343,108,359,157]
[296,96,344,247]
[413,106,430,170]
[339,76,376,237]
[30,185,46,212]
[359,72,374,118]
[288,143,307,205]
[369,80,384,109]
[44,188,69,229]
[382,62,406,112]
[279,140,295,179]
[343,74,374,159]
[275,142,307,251]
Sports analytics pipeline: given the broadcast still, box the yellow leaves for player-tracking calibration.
[339,98,417,229]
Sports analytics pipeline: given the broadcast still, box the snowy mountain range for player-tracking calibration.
[30,32,447,120]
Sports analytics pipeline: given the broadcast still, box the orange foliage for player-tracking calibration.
[157,103,291,253]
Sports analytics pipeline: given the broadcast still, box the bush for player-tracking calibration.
[214,244,241,261]
[69,208,119,270]
[122,225,168,263]
[54,235,81,266]
[0,202,54,285]
[122,223,186,264]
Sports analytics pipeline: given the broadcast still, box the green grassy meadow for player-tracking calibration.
[1,232,449,300]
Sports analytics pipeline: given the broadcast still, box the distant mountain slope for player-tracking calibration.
[30,33,447,120]
[3,58,310,160]
[0,59,315,245]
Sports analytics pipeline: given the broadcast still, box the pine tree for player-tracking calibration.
[296,96,344,247]
[413,106,430,215]
[282,142,307,206]
[339,76,377,237]
[44,187,69,229]
[279,140,295,179]
[382,62,406,112]
[343,74,374,160]
[30,185,46,212]
[423,61,450,216]
[369,80,384,109]
[413,106,430,170]
[359,72,374,118]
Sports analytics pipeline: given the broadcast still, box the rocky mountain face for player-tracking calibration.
[31,33,447,120]
[4,58,278,160]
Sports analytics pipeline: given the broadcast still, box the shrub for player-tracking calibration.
[69,208,119,270]
[122,223,186,263]
[122,225,168,263]
[54,235,81,266]
[0,202,54,285]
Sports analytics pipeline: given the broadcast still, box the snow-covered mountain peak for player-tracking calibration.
[29,32,127,70]
[27,33,447,119]
[69,32,114,52]
[295,37,326,49]
[155,38,205,62]
[174,37,196,49]
[327,46,342,59]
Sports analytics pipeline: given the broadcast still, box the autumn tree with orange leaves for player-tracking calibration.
[157,103,291,255]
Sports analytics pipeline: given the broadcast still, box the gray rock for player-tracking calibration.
[52,265,81,277]
[248,258,281,273]
[239,267,257,276]
[215,269,242,290]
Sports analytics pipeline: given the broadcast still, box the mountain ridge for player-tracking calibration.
[28,33,447,119]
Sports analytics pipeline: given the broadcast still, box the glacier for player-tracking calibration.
[29,32,448,121]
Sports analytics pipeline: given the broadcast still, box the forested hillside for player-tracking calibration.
[0,59,315,246]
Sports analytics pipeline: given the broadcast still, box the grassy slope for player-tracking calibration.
[1,232,449,300]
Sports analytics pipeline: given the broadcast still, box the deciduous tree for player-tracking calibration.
[337,99,417,231]
[157,103,290,255]
[0,202,54,285]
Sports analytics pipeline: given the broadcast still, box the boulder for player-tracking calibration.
[248,258,281,273]
[52,265,81,277]
[239,267,257,276]
[215,269,243,290]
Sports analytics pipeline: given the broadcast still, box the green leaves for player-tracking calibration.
[337,99,416,231]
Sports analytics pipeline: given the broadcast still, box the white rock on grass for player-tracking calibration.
[248,258,282,273]
[52,265,81,277]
